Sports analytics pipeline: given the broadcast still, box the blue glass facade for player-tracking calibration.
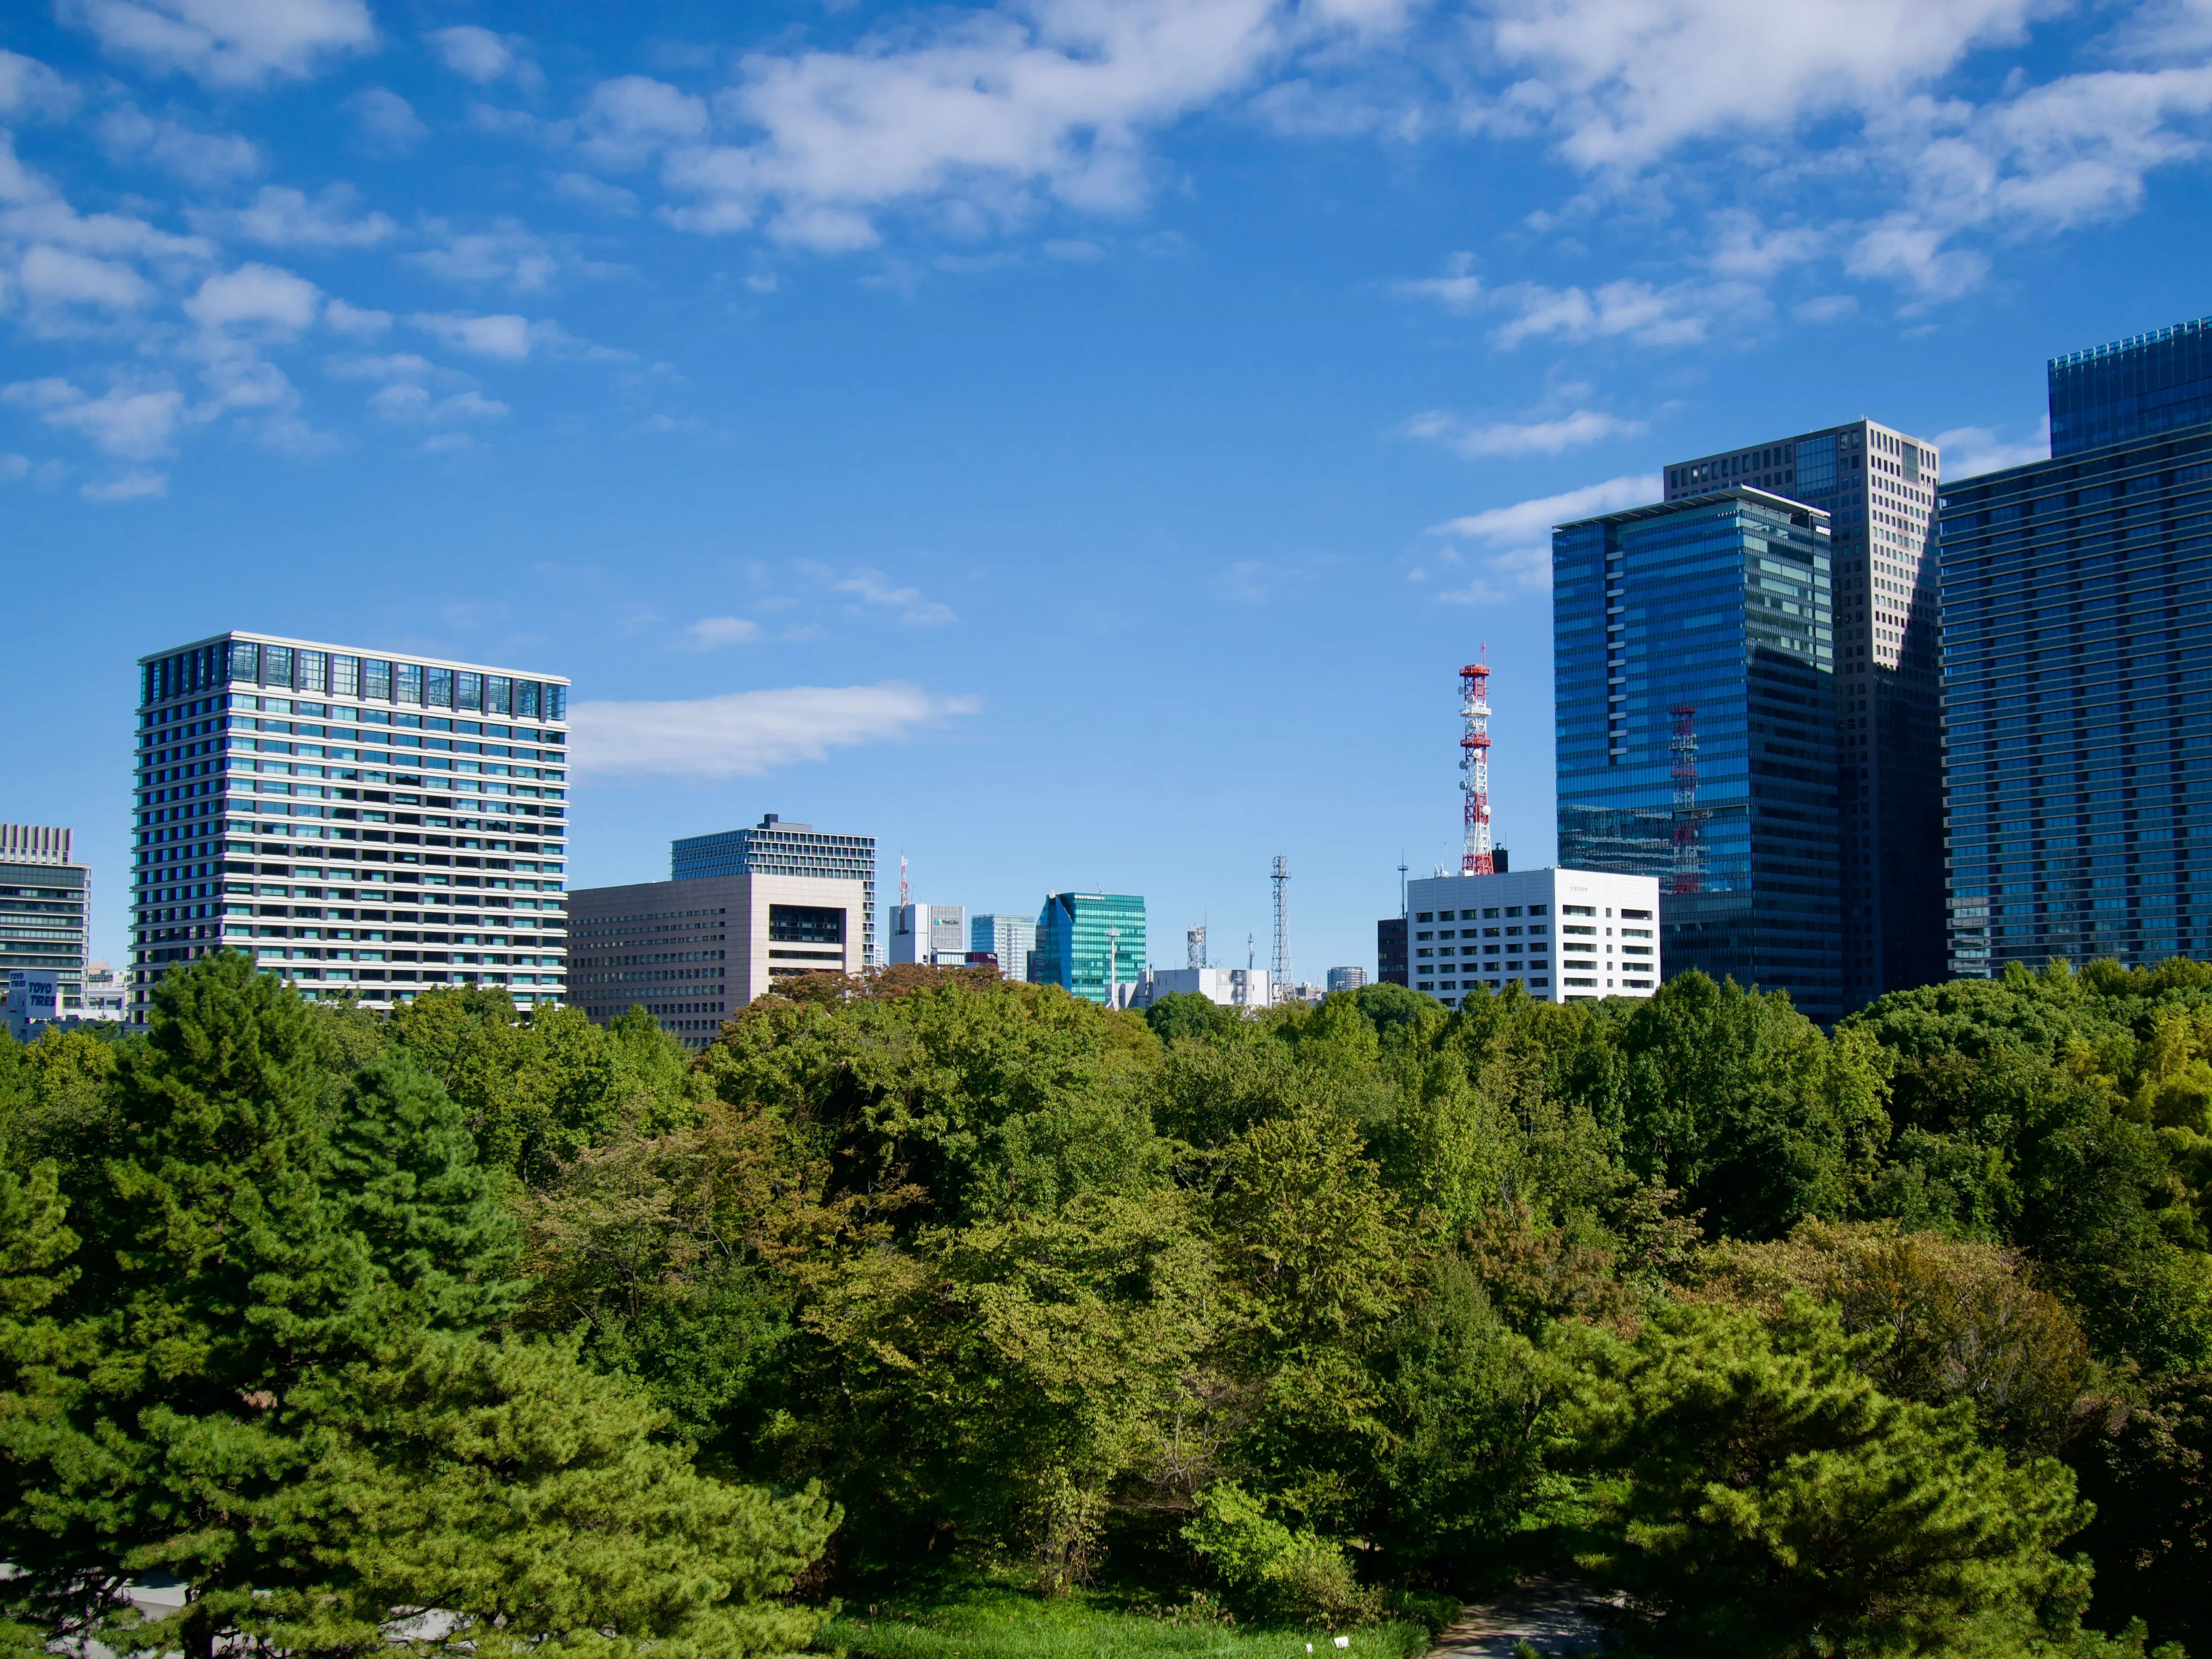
[1031,892,1146,1003]
[2050,317,2212,459]
[1937,422,2212,976]
[1555,489,1843,1022]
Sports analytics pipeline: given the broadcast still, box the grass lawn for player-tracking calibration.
[816,1581,1444,1659]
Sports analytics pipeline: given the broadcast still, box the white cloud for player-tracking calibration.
[683,616,761,648]
[549,171,640,215]
[1473,0,2044,171]
[1794,293,1860,322]
[1429,472,1661,545]
[1406,407,1646,456]
[833,568,958,626]
[1490,276,1753,347]
[368,384,509,424]
[409,311,534,359]
[81,469,167,501]
[325,298,391,336]
[15,244,155,313]
[98,103,259,185]
[426,25,525,84]
[65,0,375,89]
[4,377,186,459]
[1392,249,1483,311]
[652,0,1403,246]
[1422,471,1659,601]
[348,87,427,151]
[408,221,560,290]
[0,51,77,120]
[1934,418,2050,476]
[570,682,981,778]
[1044,238,1104,259]
[579,75,709,168]
[191,184,395,248]
[183,263,320,335]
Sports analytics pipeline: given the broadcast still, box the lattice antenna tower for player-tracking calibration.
[1460,651,1494,875]
[899,852,910,909]
[1271,856,1290,994]
[1669,701,1702,895]
[1187,924,1207,970]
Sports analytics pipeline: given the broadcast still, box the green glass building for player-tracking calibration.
[1031,892,1146,1004]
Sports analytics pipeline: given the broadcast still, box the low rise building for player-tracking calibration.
[1407,867,1662,1003]
[1131,965,1270,1011]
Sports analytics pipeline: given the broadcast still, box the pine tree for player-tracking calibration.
[324,1051,524,1334]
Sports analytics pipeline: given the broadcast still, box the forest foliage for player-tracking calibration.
[5,952,2212,1659]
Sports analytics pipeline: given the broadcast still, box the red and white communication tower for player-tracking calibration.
[1460,654,1494,875]
[1669,701,1701,895]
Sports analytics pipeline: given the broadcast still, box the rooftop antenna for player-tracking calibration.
[1398,854,1409,919]
[1460,649,1494,875]
[899,852,910,910]
[1187,923,1207,970]
[1271,855,1290,998]
[1247,932,1255,973]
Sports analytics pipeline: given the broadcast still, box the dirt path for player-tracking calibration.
[1424,1574,1625,1658]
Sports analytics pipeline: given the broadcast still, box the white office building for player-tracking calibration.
[132,633,569,1024]
[971,912,1036,983]
[891,902,967,966]
[1407,867,1661,1003]
[1131,965,1271,1011]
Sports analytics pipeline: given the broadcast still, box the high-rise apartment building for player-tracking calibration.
[1937,340,2212,978]
[970,912,1036,983]
[1406,867,1660,1003]
[673,815,877,965]
[1667,420,1944,1006]
[1555,488,1843,1022]
[0,824,88,1014]
[1031,892,1146,1005]
[131,632,569,1023]
[2050,315,2212,457]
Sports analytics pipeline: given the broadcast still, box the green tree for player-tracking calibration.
[2068,1369,2212,1652]
[1559,1297,2095,1659]
[324,1050,526,1332]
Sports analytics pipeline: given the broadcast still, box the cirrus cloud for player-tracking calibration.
[571,681,982,778]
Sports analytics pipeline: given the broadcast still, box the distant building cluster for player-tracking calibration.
[21,315,2208,1045]
[1371,310,2212,1015]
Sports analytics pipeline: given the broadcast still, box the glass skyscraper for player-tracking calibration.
[2050,315,2212,458]
[1030,892,1146,1005]
[1667,420,1944,1007]
[132,632,569,1023]
[673,813,877,964]
[1554,487,1843,1023]
[1937,400,2212,976]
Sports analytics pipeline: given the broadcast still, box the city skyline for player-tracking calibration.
[5,3,2211,983]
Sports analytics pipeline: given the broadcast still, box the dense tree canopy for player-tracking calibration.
[5,952,2212,1658]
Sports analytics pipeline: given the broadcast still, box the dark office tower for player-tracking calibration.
[1937,409,2212,978]
[2050,315,2212,458]
[1554,487,1843,1023]
[1376,915,1407,985]
[1667,421,1945,1009]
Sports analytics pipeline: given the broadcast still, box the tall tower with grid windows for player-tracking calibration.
[131,633,570,1026]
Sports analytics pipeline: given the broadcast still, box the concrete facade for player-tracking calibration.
[569,870,866,1048]
[1407,867,1662,1003]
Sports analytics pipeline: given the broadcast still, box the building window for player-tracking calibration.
[769,904,845,944]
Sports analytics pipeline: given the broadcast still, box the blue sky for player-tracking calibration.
[4,0,2209,980]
